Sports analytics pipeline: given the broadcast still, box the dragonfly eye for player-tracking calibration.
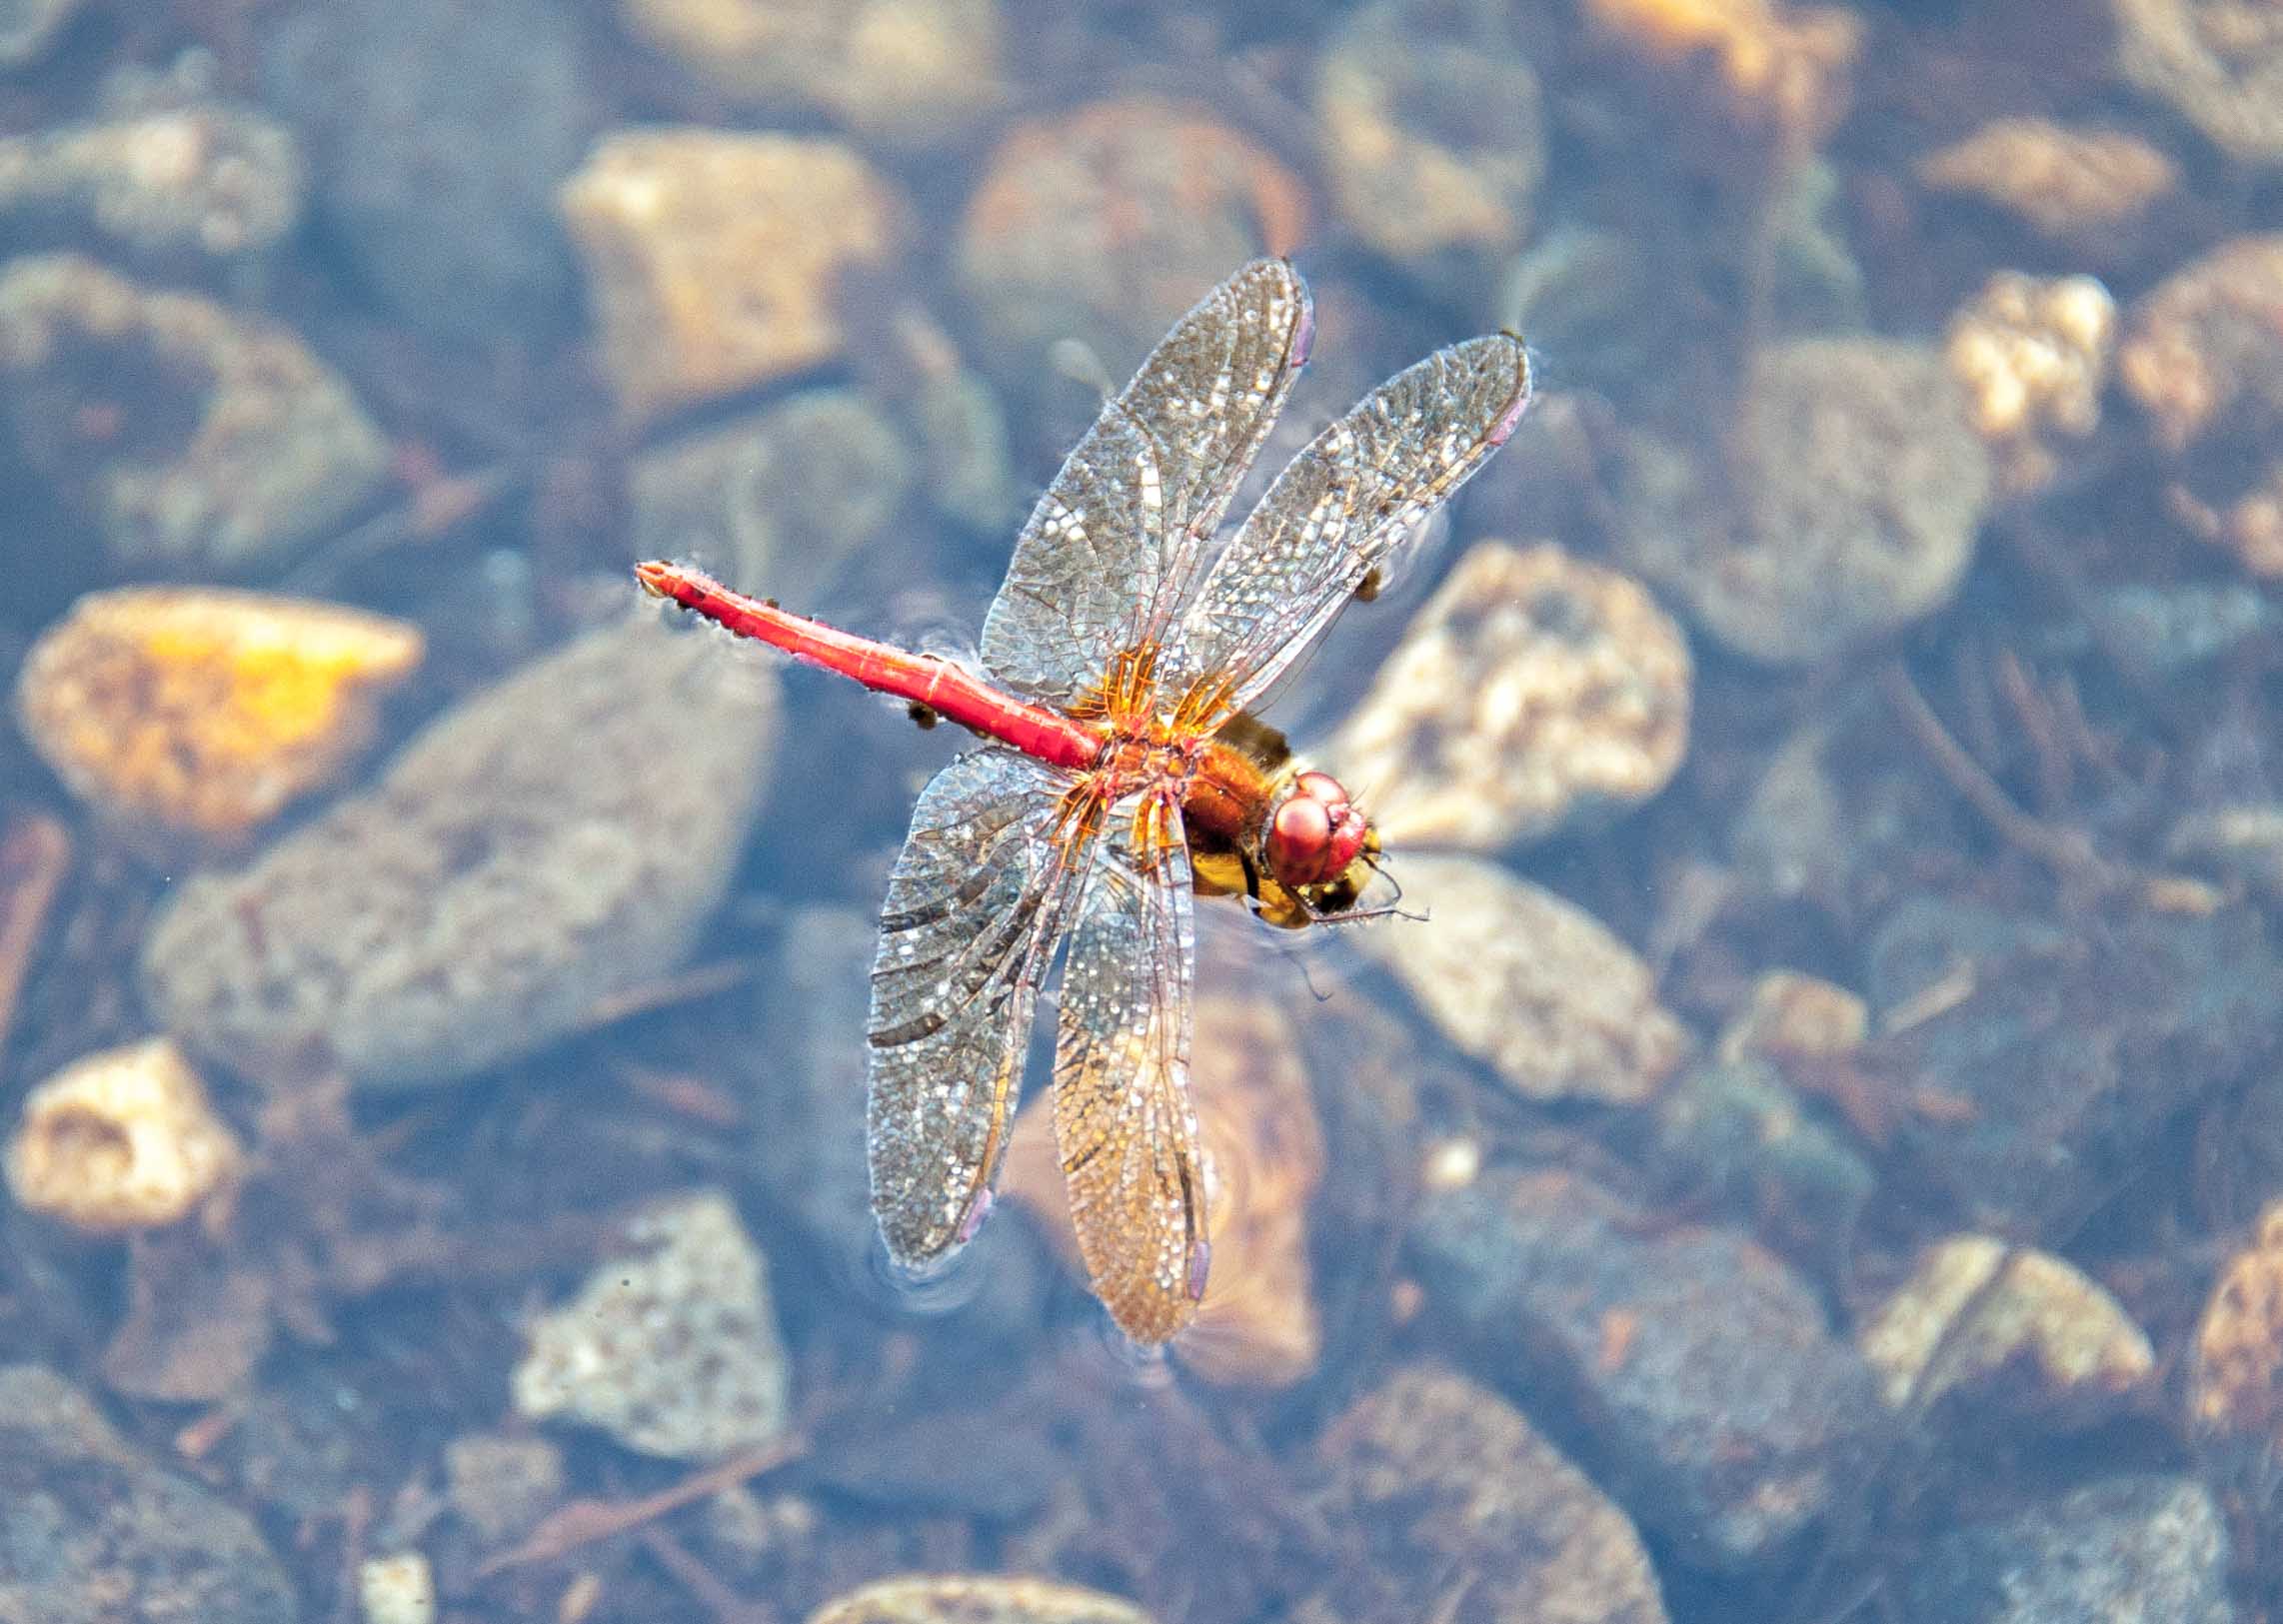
[1264,771,1369,888]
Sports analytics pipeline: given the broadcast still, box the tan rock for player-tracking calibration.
[1360,853,1687,1103]
[562,129,905,424]
[1917,119,2176,241]
[5,1038,242,1233]
[1582,0,1861,136]
[1715,968,1867,1064]
[1945,272,2116,495]
[2191,1199,2283,1451]
[2114,0,2283,165]
[1329,542,1689,850]
[1859,1235,2155,1419]
[15,588,421,843]
[807,1575,1154,1624]
[2119,233,2283,454]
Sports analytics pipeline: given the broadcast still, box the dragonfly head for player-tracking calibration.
[1264,770,1372,893]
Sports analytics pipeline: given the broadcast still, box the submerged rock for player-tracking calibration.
[1313,2,1543,296]
[15,588,421,843]
[618,0,1005,144]
[1614,338,1992,664]
[513,1189,791,1461]
[0,1363,296,1622]
[0,255,389,572]
[1327,542,1689,851]
[1865,893,2283,1230]
[4,1036,242,1233]
[1359,853,1687,1105]
[1917,119,2177,244]
[1410,1163,1877,1564]
[1944,272,2116,496]
[807,1575,1154,1624]
[2120,233,2283,454]
[1307,1364,1668,1624]
[2191,1199,2283,1460]
[1652,1057,1872,1268]
[1906,1475,2233,1623]
[142,617,775,1089]
[261,0,587,339]
[2114,0,2283,166]
[562,129,905,425]
[957,97,1307,415]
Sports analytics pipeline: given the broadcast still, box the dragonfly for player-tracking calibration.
[637,259,1530,1343]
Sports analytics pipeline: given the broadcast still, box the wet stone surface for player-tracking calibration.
[1864,892,2283,1231]
[261,0,588,340]
[0,255,389,574]
[806,1575,1155,1624]
[142,617,775,1090]
[1905,1474,2234,1623]
[1409,1163,1877,1566]
[1306,1363,1668,1624]
[1614,337,1992,664]
[1327,541,1689,851]
[0,1363,296,1622]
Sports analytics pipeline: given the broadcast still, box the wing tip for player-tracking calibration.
[1486,335,1535,447]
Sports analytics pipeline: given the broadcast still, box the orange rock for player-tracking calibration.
[15,588,421,842]
[1582,0,1861,136]
[1003,992,1324,1385]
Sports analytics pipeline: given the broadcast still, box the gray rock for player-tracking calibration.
[1652,1057,1873,1270]
[143,617,775,1089]
[261,0,586,339]
[0,1363,296,1623]
[1865,893,2283,1229]
[1907,1475,2233,1622]
[1309,1364,1669,1623]
[1409,1164,1877,1566]
[0,254,388,572]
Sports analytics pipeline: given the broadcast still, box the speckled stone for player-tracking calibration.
[4,1037,241,1233]
[0,255,388,572]
[1906,1475,2233,1623]
[1410,1163,1877,1565]
[1327,542,1689,851]
[141,617,775,1090]
[513,1190,791,1461]
[1308,1364,1668,1623]
[1614,338,1992,664]
[0,1363,296,1622]
[1358,853,1687,1104]
[806,1575,1155,1624]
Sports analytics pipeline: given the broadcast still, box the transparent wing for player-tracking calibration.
[867,748,1092,1270]
[1052,806,1205,1344]
[980,259,1314,706]
[1171,333,1532,708]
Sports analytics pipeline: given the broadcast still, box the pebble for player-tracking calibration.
[1917,119,2177,243]
[2119,233,2283,453]
[15,588,421,843]
[261,0,587,339]
[1944,272,2116,496]
[1313,2,1543,294]
[1905,1475,2234,1623]
[443,1431,566,1546]
[142,617,775,1090]
[1579,0,1862,138]
[1614,337,1993,664]
[0,254,390,573]
[1358,853,1688,1105]
[0,99,304,260]
[1410,1163,1877,1564]
[1715,968,1867,1065]
[631,390,912,600]
[1857,1235,2155,1420]
[0,1362,296,1621]
[2114,0,2283,165]
[1867,893,2282,1227]
[4,1036,241,1233]
[1002,992,1324,1384]
[807,1576,1154,1624]
[1326,542,1690,851]
[1307,1364,1669,1624]
[513,1189,791,1461]
[617,0,1006,144]
[957,97,1308,419]
[1651,1058,1872,1266]
[2191,1199,2283,1457]
[357,1551,435,1624]
[562,128,906,425]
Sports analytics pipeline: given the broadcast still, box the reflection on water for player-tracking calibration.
[4,1,2283,1620]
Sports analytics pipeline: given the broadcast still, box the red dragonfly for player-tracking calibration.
[638,260,1529,1342]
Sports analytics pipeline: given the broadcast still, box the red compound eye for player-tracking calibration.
[1265,773,1370,888]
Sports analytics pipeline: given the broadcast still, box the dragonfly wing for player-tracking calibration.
[1172,333,1532,708]
[1052,806,1206,1343]
[867,747,1092,1271]
[980,259,1314,706]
